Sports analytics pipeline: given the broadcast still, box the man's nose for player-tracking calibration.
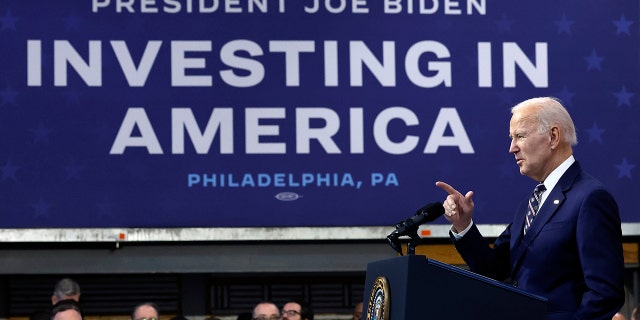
[509,140,518,153]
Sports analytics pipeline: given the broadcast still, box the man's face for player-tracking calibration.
[133,305,159,320]
[252,303,280,320]
[281,302,301,320]
[53,309,82,320]
[509,107,552,182]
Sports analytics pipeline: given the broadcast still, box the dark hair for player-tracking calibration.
[51,300,82,320]
[287,299,313,320]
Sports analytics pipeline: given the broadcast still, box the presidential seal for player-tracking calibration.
[366,276,390,320]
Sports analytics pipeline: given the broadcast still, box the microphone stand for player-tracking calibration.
[386,201,443,255]
[406,230,421,255]
[386,227,421,256]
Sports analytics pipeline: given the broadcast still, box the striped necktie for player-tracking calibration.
[524,183,546,235]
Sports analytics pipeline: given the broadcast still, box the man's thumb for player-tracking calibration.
[464,191,474,200]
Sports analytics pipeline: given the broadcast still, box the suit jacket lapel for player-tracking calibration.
[510,161,581,272]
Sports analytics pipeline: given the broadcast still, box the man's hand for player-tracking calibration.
[435,181,475,232]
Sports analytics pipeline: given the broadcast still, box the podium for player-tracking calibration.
[363,255,547,319]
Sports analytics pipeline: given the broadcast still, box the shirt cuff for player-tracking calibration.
[451,220,474,240]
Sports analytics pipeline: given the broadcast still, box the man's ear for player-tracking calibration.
[51,295,58,305]
[549,126,560,149]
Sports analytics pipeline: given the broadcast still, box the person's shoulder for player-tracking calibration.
[577,172,614,194]
[566,165,611,192]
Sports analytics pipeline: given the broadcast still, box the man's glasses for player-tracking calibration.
[135,318,158,320]
[281,310,300,317]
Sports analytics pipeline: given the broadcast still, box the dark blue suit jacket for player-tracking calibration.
[453,162,624,319]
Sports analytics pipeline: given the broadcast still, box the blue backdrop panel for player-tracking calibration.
[0,0,638,227]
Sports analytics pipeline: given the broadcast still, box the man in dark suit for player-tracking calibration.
[436,97,624,319]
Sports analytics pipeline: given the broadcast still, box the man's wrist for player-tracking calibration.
[451,220,473,240]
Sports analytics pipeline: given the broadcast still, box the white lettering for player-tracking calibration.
[296,108,341,154]
[171,41,213,86]
[111,106,474,155]
[374,107,419,155]
[92,0,111,13]
[503,42,548,88]
[111,40,162,87]
[269,41,315,86]
[384,0,485,14]
[245,108,286,154]
[140,0,158,13]
[172,108,234,154]
[226,0,242,13]
[54,40,102,87]
[424,107,474,153]
[350,108,364,153]
[110,108,163,154]
[477,42,492,87]
[444,0,460,14]
[27,40,42,86]
[350,41,396,87]
[324,41,339,86]
[220,40,265,87]
[405,40,451,88]
[33,40,547,89]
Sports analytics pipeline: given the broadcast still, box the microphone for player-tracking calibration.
[386,202,445,254]
[390,202,445,237]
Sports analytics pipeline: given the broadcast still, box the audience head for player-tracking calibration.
[252,302,279,320]
[51,300,82,320]
[51,278,81,305]
[612,312,627,320]
[131,302,160,320]
[352,301,363,320]
[281,299,313,320]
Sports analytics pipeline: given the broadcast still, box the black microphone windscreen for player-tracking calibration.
[415,202,445,222]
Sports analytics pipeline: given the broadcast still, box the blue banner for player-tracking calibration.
[0,0,638,228]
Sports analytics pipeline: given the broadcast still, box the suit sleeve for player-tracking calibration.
[452,223,512,281]
[573,188,625,319]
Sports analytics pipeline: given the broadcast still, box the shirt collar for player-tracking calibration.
[539,155,574,204]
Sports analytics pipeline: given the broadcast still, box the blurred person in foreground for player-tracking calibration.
[612,312,627,320]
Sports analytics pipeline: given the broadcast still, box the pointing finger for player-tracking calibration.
[435,181,461,196]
